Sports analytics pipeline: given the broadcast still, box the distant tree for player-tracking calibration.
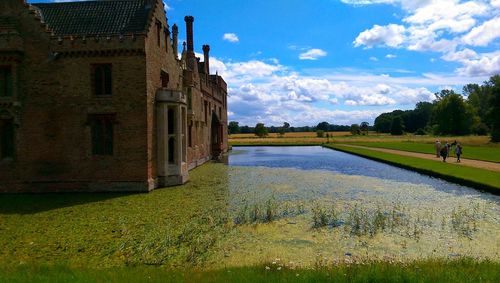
[283,122,291,132]
[488,75,500,142]
[374,112,395,133]
[255,123,268,138]
[316,130,325,138]
[433,91,476,135]
[350,124,361,135]
[360,122,369,135]
[391,116,404,135]
[240,125,253,134]
[228,121,240,135]
[316,121,330,132]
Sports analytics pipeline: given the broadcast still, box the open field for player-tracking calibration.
[325,144,500,192]
[1,260,499,283]
[229,132,496,147]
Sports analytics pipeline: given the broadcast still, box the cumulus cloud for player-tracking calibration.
[223,33,239,43]
[354,24,406,48]
[457,51,500,76]
[462,16,500,46]
[370,56,379,61]
[386,54,397,58]
[349,0,500,77]
[298,48,328,60]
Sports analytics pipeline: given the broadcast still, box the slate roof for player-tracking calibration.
[33,0,155,36]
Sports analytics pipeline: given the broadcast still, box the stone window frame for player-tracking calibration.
[87,113,116,156]
[91,64,113,97]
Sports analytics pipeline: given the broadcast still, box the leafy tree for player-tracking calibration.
[488,75,500,142]
[254,123,268,138]
[316,121,330,132]
[391,116,404,135]
[228,121,240,135]
[360,122,369,135]
[374,113,393,133]
[316,130,325,137]
[433,91,476,135]
[350,124,361,135]
[282,122,290,132]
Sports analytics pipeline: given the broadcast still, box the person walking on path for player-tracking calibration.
[445,141,451,157]
[450,140,457,157]
[455,143,462,163]
[435,140,441,158]
[440,143,448,162]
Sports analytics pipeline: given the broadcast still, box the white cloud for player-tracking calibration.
[457,51,500,76]
[350,0,500,77]
[370,56,379,61]
[462,16,500,46]
[354,24,406,48]
[222,33,239,43]
[441,48,478,62]
[386,54,397,58]
[299,48,328,60]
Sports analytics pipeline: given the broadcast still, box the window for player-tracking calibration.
[92,64,112,96]
[0,66,13,97]
[164,28,170,53]
[188,123,192,147]
[89,114,114,155]
[204,101,208,123]
[0,119,14,159]
[219,107,222,119]
[156,20,162,47]
[161,71,169,88]
[187,88,192,110]
[167,108,175,135]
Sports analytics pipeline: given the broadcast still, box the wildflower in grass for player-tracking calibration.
[265,266,270,270]
[277,267,282,271]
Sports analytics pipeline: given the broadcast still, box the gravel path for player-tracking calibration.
[339,144,500,172]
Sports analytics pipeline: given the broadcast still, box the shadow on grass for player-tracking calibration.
[0,193,133,215]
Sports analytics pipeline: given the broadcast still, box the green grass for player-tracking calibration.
[0,163,232,268]
[324,144,500,193]
[345,141,500,163]
[1,259,498,283]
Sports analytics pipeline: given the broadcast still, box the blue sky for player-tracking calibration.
[32,0,500,126]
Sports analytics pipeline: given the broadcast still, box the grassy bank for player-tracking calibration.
[324,144,500,194]
[1,259,498,283]
[347,142,500,163]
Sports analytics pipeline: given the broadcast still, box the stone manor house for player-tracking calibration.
[0,0,229,192]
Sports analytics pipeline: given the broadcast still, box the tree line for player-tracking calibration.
[228,121,372,138]
[373,75,500,141]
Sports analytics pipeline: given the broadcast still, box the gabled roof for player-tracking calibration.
[32,0,156,36]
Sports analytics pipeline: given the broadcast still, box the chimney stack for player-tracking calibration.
[202,45,210,74]
[184,16,194,52]
[172,24,178,59]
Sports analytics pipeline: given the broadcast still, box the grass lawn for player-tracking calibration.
[1,259,499,283]
[345,141,500,163]
[324,144,500,193]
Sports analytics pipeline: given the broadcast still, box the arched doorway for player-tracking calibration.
[211,111,222,159]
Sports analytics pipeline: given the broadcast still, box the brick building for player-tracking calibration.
[0,0,228,192]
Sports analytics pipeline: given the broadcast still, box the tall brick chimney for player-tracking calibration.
[172,24,178,59]
[202,45,210,74]
[184,16,194,53]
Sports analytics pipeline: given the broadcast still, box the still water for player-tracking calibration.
[217,146,500,266]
